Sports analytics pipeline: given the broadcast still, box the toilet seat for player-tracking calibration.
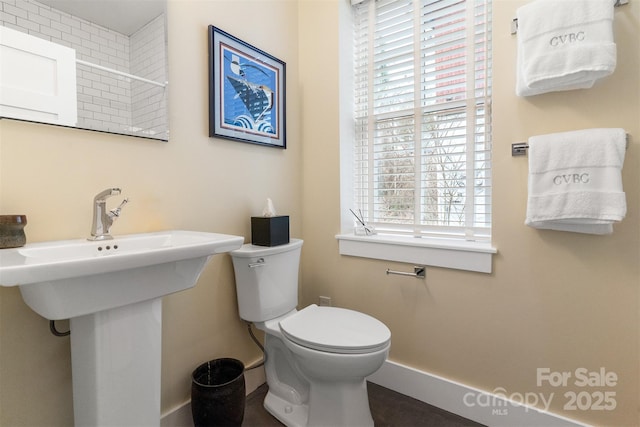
[279,304,391,354]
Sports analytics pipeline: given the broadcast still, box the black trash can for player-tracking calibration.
[191,358,246,427]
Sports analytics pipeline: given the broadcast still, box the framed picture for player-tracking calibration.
[208,26,286,148]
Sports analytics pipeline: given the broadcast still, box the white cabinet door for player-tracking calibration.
[0,26,77,126]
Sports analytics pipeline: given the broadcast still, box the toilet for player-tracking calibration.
[230,239,390,427]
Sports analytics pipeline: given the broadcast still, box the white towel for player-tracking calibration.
[525,128,627,234]
[516,0,617,97]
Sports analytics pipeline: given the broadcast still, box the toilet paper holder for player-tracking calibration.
[386,266,426,279]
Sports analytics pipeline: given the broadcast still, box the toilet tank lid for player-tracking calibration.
[279,304,391,354]
[230,239,303,258]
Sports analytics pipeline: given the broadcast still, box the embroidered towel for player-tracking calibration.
[516,0,617,97]
[525,128,627,234]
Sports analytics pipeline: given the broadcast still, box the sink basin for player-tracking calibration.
[0,230,244,319]
[0,229,244,426]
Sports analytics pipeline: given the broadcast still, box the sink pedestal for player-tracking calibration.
[70,298,162,426]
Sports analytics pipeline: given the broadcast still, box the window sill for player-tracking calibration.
[335,233,497,273]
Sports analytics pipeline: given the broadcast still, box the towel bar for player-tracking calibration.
[512,134,630,156]
[510,0,628,35]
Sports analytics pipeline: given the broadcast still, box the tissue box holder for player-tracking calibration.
[251,216,290,247]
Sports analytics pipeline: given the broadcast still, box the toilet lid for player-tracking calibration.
[279,305,391,354]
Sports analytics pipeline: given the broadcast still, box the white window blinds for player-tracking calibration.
[353,0,492,241]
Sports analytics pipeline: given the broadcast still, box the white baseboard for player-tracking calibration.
[161,362,266,427]
[160,402,192,427]
[368,360,588,427]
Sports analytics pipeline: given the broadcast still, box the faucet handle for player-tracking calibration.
[109,198,129,217]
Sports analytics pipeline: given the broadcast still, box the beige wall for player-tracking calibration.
[0,1,638,426]
[0,1,301,425]
[298,1,639,426]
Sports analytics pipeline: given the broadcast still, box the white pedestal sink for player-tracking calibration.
[0,230,244,426]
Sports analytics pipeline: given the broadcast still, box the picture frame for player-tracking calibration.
[208,26,286,148]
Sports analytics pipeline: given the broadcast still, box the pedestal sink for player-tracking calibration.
[0,230,244,426]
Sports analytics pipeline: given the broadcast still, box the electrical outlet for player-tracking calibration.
[319,296,332,307]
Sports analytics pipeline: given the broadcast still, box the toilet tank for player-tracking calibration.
[230,239,303,322]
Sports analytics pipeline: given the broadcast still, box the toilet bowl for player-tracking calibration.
[231,240,391,427]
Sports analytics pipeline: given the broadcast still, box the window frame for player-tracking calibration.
[337,0,496,273]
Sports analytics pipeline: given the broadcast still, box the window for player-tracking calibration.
[338,0,495,273]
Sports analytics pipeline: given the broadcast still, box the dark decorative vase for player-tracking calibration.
[0,215,27,249]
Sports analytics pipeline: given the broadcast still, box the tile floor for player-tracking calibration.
[242,382,486,426]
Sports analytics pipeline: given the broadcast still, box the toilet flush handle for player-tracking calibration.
[248,258,266,268]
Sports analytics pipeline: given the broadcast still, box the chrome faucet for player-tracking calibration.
[88,188,129,241]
